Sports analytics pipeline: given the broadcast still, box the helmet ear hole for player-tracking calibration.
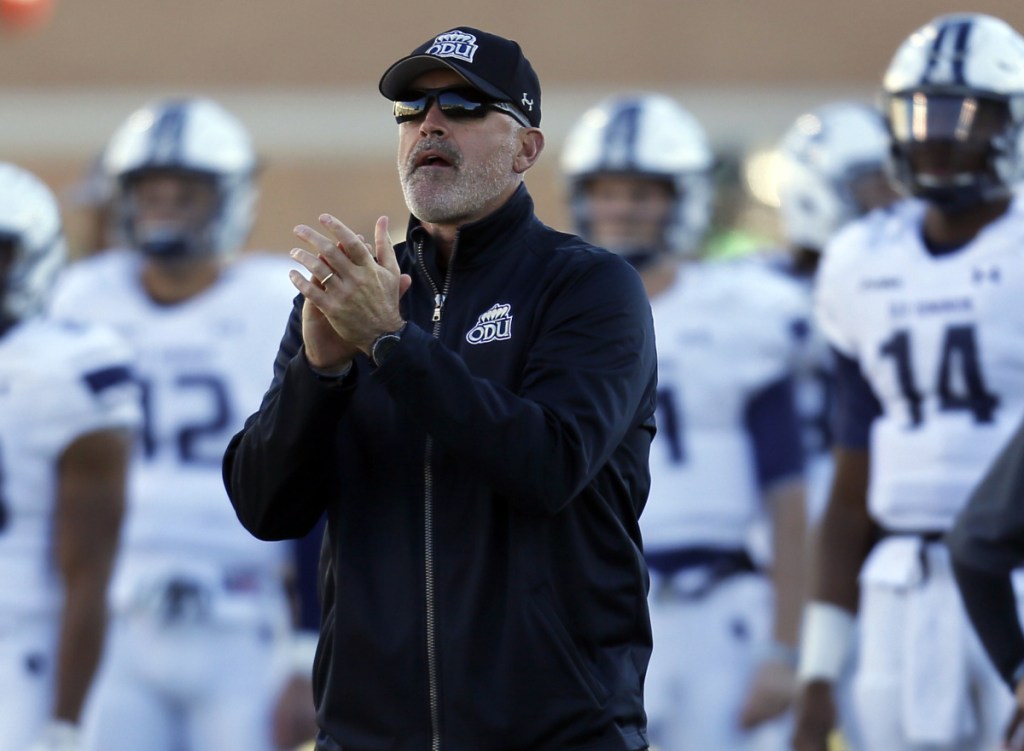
[798,195,818,214]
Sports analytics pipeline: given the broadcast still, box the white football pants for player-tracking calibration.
[850,543,1015,751]
[644,572,791,751]
[0,616,58,751]
[82,614,290,751]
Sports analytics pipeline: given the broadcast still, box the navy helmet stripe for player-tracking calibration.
[83,365,133,394]
[922,19,972,86]
[599,100,643,172]
[949,21,971,84]
[145,102,189,166]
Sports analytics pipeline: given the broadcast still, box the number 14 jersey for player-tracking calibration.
[816,196,1024,532]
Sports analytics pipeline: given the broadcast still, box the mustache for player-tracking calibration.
[406,139,462,173]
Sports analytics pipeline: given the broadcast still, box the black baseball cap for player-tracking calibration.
[378,27,542,128]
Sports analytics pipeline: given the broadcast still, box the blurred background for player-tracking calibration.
[3,0,1024,257]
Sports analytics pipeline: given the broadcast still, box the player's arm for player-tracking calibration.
[768,479,806,648]
[739,375,807,728]
[807,445,873,614]
[51,427,132,725]
[793,348,880,750]
[747,374,808,649]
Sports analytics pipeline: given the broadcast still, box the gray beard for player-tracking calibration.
[400,132,520,224]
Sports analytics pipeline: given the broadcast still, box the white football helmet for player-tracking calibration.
[0,162,67,324]
[776,102,894,250]
[881,13,1024,209]
[561,92,714,257]
[103,97,257,258]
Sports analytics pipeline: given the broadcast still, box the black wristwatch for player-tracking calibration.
[370,323,406,368]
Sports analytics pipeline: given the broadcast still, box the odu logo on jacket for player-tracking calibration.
[466,303,513,344]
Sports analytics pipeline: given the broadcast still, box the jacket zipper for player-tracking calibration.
[416,237,456,751]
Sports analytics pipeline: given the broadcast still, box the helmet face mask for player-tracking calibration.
[104,98,257,260]
[577,173,677,267]
[886,92,1017,209]
[561,93,714,260]
[122,169,223,260]
[0,163,66,326]
[881,14,1024,211]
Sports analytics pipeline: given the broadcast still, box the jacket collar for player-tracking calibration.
[406,184,535,268]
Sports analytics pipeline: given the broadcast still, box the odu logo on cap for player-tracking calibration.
[466,303,513,344]
[427,30,479,63]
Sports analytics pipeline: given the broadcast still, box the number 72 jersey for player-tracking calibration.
[816,197,1024,531]
[47,249,299,604]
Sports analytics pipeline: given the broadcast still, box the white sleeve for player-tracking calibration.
[32,325,142,452]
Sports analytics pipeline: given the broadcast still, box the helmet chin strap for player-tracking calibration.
[136,227,202,260]
[138,235,191,259]
[917,178,1011,215]
[926,188,988,214]
[132,214,219,260]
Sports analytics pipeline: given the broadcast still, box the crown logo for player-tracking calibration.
[466,303,513,345]
[478,303,511,322]
[427,29,479,63]
[435,30,474,45]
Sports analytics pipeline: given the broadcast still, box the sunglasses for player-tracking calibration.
[393,88,530,128]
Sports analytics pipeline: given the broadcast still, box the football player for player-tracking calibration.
[0,163,141,751]
[774,101,899,522]
[48,98,315,751]
[772,100,899,751]
[793,13,1024,751]
[562,92,809,750]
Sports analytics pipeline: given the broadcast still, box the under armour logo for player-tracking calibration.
[521,94,534,112]
[972,265,1001,284]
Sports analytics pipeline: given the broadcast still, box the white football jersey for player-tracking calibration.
[642,259,806,552]
[48,250,298,621]
[0,317,141,617]
[817,197,1024,531]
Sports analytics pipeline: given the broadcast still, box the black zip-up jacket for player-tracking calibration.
[223,186,657,751]
[949,415,1024,689]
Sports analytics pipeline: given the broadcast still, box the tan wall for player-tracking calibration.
[4,2,1024,255]
[6,1,1024,87]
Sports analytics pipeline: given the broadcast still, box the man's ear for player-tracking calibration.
[513,129,545,175]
